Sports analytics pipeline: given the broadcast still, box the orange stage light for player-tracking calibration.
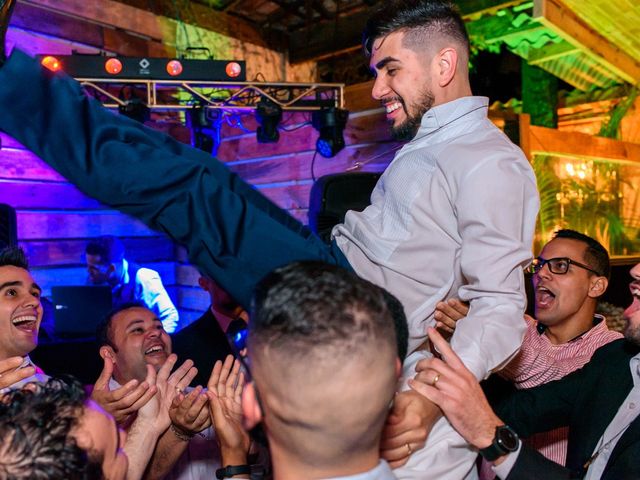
[226,62,242,78]
[166,60,183,76]
[41,56,62,72]
[104,58,123,75]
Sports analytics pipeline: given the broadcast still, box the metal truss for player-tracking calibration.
[76,77,345,112]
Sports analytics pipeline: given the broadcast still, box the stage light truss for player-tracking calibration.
[76,77,345,112]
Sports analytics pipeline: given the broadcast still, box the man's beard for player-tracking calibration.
[624,320,640,347]
[390,89,435,141]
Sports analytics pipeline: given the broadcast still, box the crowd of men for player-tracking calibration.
[0,0,639,479]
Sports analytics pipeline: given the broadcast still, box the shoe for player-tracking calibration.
[0,0,17,63]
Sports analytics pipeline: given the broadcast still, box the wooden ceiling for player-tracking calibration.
[111,0,640,90]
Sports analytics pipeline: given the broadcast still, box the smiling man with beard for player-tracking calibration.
[0,246,49,393]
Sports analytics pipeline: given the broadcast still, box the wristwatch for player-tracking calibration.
[215,465,250,479]
[479,425,520,461]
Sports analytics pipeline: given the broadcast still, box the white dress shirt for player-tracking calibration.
[334,96,539,380]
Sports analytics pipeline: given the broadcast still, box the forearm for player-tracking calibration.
[124,419,166,480]
[142,427,190,480]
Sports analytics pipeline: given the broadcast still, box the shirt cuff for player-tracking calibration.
[491,443,521,479]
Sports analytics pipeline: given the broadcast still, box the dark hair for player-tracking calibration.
[381,289,409,361]
[553,229,611,279]
[0,246,29,270]
[85,236,125,265]
[0,377,104,479]
[96,301,147,351]
[363,0,469,57]
[250,261,397,359]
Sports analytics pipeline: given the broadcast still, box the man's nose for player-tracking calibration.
[371,75,390,100]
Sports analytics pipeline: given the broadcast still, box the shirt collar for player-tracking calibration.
[414,96,489,139]
[631,352,640,387]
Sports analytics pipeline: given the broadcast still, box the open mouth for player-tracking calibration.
[144,344,165,356]
[535,286,556,309]
[12,315,38,332]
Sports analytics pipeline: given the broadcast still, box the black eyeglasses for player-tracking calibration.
[527,256,602,276]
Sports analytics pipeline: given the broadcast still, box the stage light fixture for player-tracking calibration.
[186,106,221,155]
[41,56,62,72]
[256,98,282,144]
[312,107,349,158]
[225,62,242,78]
[104,58,123,75]
[166,60,183,76]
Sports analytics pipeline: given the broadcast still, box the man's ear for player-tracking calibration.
[242,382,263,430]
[435,47,457,87]
[99,345,116,363]
[588,276,608,298]
[395,357,402,379]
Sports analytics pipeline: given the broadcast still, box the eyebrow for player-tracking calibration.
[374,56,400,71]
[0,280,42,293]
[125,318,162,329]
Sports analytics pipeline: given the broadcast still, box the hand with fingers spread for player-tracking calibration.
[169,385,211,438]
[90,355,156,425]
[0,356,36,391]
[434,298,469,340]
[380,390,439,467]
[143,354,198,434]
[207,355,250,464]
[409,328,504,452]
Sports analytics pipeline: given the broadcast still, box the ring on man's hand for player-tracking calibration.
[175,386,184,395]
[431,373,441,387]
[406,443,413,455]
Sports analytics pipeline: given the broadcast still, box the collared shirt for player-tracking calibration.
[483,315,622,475]
[0,356,49,394]
[112,258,179,333]
[322,461,396,480]
[494,352,640,480]
[501,314,622,390]
[334,96,539,379]
[584,352,640,479]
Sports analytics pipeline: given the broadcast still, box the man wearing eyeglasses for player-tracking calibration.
[409,257,640,480]
[431,229,622,476]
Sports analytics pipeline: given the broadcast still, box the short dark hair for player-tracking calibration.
[553,229,611,279]
[0,246,29,270]
[363,0,469,57]
[96,301,147,351]
[381,289,409,361]
[250,261,397,360]
[85,236,125,265]
[0,377,103,479]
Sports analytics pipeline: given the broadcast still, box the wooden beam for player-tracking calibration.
[533,0,640,84]
[527,124,640,163]
[289,0,520,63]
[527,40,580,65]
[22,0,267,47]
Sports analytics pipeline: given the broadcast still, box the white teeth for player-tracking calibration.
[145,345,163,354]
[12,316,36,325]
[385,102,401,113]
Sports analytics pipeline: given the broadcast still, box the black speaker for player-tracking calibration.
[308,172,381,243]
[0,204,17,249]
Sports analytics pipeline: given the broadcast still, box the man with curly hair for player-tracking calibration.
[0,377,127,480]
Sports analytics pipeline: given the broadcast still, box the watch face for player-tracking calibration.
[496,425,519,451]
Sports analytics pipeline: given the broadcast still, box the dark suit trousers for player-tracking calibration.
[0,50,351,308]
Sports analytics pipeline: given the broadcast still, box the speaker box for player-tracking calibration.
[308,172,381,243]
[0,204,17,249]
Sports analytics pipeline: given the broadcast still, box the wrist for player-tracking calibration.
[170,423,195,442]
